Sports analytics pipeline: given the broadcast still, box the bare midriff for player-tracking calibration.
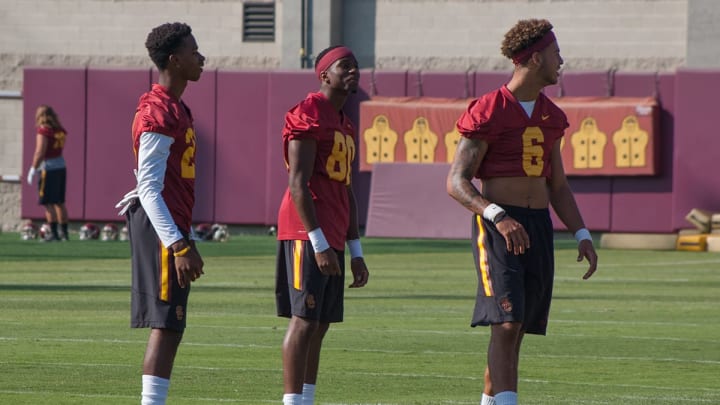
[481,176,549,209]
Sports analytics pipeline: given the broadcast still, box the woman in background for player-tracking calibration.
[27,105,69,241]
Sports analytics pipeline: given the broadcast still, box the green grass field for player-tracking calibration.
[1,232,719,404]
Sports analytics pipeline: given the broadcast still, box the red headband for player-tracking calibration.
[511,31,556,65]
[315,46,355,79]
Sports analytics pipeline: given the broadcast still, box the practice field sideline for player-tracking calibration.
[0,233,718,404]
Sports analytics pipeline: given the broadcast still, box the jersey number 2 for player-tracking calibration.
[181,128,196,179]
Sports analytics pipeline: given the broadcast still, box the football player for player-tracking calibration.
[275,45,370,405]
[446,19,598,405]
[115,22,205,405]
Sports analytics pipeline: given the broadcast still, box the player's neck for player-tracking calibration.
[157,72,188,100]
[319,88,348,112]
[506,71,543,102]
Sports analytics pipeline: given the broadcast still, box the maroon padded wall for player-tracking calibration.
[350,70,411,226]
[215,71,270,224]
[610,72,675,232]
[22,68,87,221]
[549,71,614,231]
[474,72,512,96]
[84,69,150,222]
[264,71,319,225]
[21,67,720,236]
[672,70,720,230]
[365,163,473,239]
[420,71,474,98]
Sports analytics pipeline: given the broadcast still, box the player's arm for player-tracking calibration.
[547,139,597,279]
[346,184,368,288]
[287,138,340,276]
[446,137,489,214]
[26,133,49,185]
[446,137,530,255]
[137,131,204,287]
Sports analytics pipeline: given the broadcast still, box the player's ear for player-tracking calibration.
[167,53,180,69]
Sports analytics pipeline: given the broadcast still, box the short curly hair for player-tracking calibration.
[145,22,193,70]
[501,19,554,60]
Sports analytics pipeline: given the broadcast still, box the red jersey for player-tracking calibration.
[277,92,357,250]
[456,85,568,179]
[37,125,67,160]
[131,84,196,233]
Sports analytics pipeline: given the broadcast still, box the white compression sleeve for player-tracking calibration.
[137,132,184,248]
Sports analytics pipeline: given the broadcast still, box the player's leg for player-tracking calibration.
[129,203,190,405]
[277,240,324,405]
[142,329,183,377]
[55,168,68,239]
[488,321,522,390]
[302,321,329,405]
[481,364,494,404]
[283,316,320,392]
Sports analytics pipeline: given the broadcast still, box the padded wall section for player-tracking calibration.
[550,71,613,232]
[84,69,150,221]
[264,71,319,225]
[349,70,410,227]
[610,73,675,232]
[672,70,720,230]
[365,163,473,239]
[22,68,87,220]
[559,70,612,97]
[551,179,612,232]
[215,71,269,224]
[420,71,474,98]
[474,72,512,96]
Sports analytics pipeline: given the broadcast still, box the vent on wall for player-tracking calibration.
[243,2,275,42]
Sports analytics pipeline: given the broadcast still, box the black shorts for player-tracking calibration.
[275,240,345,323]
[128,202,190,332]
[470,205,555,335]
[38,168,66,205]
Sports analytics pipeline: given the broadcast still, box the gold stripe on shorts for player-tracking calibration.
[475,215,494,297]
[160,243,170,301]
[293,240,303,291]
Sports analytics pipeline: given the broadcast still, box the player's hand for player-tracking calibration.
[348,257,369,288]
[173,242,204,288]
[26,167,36,185]
[577,239,598,280]
[315,248,341,276]
[495,217,530,255]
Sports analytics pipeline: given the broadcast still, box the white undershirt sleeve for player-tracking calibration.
[137,131,184,248]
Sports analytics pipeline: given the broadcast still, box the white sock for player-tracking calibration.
[302,383,316,405]
[481,392,496,405]
[283,393,303,405]
[494,391,517,405]
[141,375,170,405]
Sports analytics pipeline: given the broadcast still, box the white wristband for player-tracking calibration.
[347,239,363,259]
[574,228,592,243]
[308,228,330,253]
[482,203,506,223]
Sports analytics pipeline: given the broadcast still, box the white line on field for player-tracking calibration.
[2,336,719,367]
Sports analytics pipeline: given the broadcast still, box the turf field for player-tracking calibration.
[0,232,718,404]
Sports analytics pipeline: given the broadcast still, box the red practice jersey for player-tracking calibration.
[456,85,568,179]
[131,84,197,233]
[37,125,67,160]
[277,92,357,250]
